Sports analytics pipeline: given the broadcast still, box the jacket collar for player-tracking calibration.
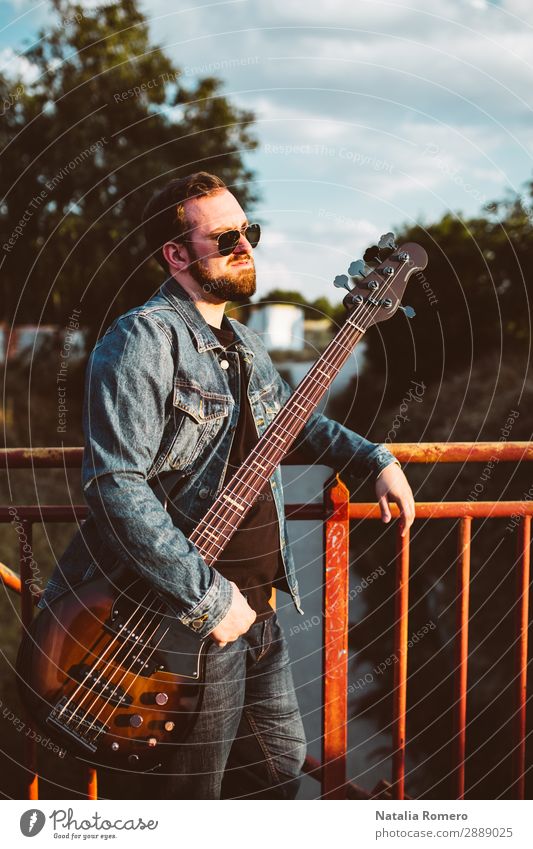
[160,276,255,358]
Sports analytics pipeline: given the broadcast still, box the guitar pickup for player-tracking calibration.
[68,664,133,706]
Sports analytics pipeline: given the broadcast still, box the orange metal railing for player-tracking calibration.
[1,442,532,800]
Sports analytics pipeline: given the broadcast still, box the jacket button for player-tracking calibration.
[191,613,209,630]
[199,487,210,498]
[220,359,229,369]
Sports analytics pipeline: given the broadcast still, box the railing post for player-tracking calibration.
[452,515,472,800]
[87,768,98,801]
[392,524,410,800]
[322,474,350,799]
[512,515,531,799]
[18,520,39,800]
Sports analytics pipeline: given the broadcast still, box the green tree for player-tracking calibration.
[329,185,533,433]
[0,0,258,340]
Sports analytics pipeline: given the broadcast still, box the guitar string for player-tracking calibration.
[57,587,155,723]
[67,593,163,727]
[67,315,358,737]
[190,262,405,562]
[77,319,366,741]
[84,605,170,738]
[64,311,366,738]
[75,598,168,735]
[91,618,172,745]
[189,317,369,557]
[190,265,402,556]
[62,254,409,747]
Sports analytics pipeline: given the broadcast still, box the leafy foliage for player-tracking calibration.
[0,0,258,342]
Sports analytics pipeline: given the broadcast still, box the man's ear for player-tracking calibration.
[162,240,190,271]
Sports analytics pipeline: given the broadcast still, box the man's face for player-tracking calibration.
[178,189,257,302]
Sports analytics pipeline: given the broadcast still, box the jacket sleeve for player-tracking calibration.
[81,312,233,638]
[274,374,397,487]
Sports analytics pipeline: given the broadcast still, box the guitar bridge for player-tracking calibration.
[47,696,109,753]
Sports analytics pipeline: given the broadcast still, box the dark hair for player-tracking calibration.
[142,171,226,269]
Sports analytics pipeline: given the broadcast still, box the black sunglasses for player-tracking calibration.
[212,222,261,256]
[181,222,261,257]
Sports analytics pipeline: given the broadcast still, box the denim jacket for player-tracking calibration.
[38,277,396,637]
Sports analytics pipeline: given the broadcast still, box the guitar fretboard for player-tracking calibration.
[188,313,366,565]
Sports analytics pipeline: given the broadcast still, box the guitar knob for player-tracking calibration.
[164,721,175,732]
[129,714,143,727]
[155,692,168,706]
[111,742,120,752]
[147,737,158,748]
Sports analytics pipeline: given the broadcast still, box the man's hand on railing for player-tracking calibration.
[375,461,415,537]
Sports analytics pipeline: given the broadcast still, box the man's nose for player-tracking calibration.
[233,233,252,255]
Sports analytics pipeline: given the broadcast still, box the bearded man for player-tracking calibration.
[39,172,414,799]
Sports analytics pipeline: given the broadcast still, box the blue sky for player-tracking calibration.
[1,0,532,302]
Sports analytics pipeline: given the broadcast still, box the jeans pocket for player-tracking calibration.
[250,616,274,665]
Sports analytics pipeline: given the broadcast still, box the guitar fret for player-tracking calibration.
[335,339,356,353]
[311,375,328,390]
[222,494,245,511]
[289,411,307,423]
[226,475,261,495]
[200,529,222,541]
[251,464,269,478]
[273,422,296,438]
[254,455,274,473]
[199,527,230,544]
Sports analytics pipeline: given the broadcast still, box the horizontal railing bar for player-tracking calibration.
[0,442,532,469]
[0,447,83,468]
[391,442,533,463]
[2,501,533,524]
[348,502,533,519]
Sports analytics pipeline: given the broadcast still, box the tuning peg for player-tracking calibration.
[347,259,367,279]
[398,304,416,318]
[378,232,397,250]
[333,274,352,292]
[362,246,380,265]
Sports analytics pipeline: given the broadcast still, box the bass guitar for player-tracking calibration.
[16,237,427,771]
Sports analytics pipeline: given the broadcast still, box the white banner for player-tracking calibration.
[4,799,533,848]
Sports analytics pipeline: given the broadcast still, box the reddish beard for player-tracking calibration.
[187,247,256,302]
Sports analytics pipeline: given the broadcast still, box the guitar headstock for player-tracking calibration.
[334,235,428,329]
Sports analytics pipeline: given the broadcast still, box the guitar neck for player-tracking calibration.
[189,312,367,565]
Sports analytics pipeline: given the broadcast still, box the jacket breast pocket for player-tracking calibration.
[168,381,231,471]
[259,381,282,424]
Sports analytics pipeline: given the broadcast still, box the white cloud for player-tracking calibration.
[1,0,530,278]
[0,46,39,83]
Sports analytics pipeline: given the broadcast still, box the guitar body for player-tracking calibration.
[16,568,209,771]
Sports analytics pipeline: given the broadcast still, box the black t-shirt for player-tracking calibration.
[208,322,280,621]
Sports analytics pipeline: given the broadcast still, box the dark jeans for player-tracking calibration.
[137,611,307,799]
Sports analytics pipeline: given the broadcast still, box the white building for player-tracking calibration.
[247,303,305,351]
